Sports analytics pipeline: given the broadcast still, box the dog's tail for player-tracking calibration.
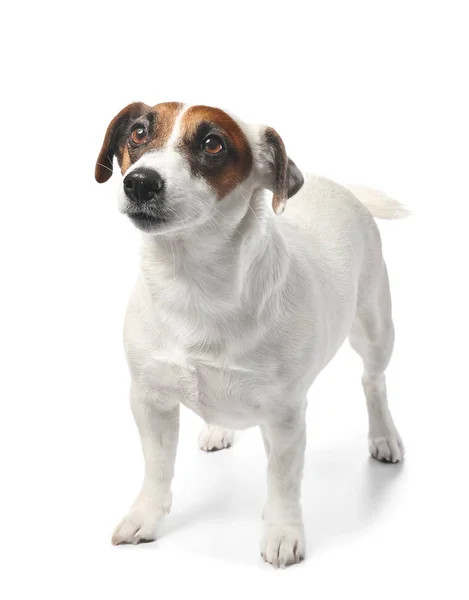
[346,185,411,220]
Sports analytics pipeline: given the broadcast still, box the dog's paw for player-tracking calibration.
[112,511,159,545]
[261,522,305,568]
[198,424,234,452]
[111,496,170,546]
[369,434,405,463]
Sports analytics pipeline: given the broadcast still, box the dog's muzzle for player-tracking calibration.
[124,168,164,204]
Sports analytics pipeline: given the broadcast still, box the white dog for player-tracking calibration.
[95,102,407,568]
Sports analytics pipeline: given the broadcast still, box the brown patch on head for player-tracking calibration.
[122,102,184,172]
[178,106,253,199]
[120,146,131,173]
[95,102,183,183]
[147,102,183,150]
[95,102,151,183]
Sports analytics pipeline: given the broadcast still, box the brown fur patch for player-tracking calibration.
[95,102,183,182]
[147,102,183,151]
[179,106,253,199]
[262,127,304,213]
[263,127,288,214]
[95,102,252,197]
[120,146,131,173]
[95,102,151,183]
[120,102,184,174]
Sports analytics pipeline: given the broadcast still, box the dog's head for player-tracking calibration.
[95,102,303,234]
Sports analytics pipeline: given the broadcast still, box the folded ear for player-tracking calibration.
[95,102,150,183]
[257,127,304,214]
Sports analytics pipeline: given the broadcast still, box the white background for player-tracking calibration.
[1,1,468,598]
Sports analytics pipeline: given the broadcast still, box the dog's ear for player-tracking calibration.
[95,102,150,183]
[257,127,304,214]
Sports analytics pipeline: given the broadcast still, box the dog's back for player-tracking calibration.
[276,174,408,375]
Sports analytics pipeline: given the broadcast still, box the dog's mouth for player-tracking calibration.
[126,211,169,231]
[122,201,170,229]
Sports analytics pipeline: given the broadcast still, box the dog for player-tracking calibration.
[95,102,407,568]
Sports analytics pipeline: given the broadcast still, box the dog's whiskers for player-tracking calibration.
[97,162,113,173]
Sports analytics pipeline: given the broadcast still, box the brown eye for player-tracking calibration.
[130,126,148,146]
[202,135,224,154]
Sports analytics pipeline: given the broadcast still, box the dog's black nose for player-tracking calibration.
[123,168,164,204]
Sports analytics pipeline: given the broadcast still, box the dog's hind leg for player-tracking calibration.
[349,261,404,463]
[198,424,234,452]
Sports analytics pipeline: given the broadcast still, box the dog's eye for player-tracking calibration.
[202,135,224,155]
[130,126,148,146]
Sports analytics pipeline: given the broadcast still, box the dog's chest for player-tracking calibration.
[176,358,270,429]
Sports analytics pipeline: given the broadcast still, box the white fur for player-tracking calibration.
[198,424,234,451]
[346,185,410,219]
[111,111,406,567]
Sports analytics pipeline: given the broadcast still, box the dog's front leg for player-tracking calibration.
[260,411,306,568]
[112,382,179,545]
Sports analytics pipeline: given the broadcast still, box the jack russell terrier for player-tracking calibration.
[95,102,407,568]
